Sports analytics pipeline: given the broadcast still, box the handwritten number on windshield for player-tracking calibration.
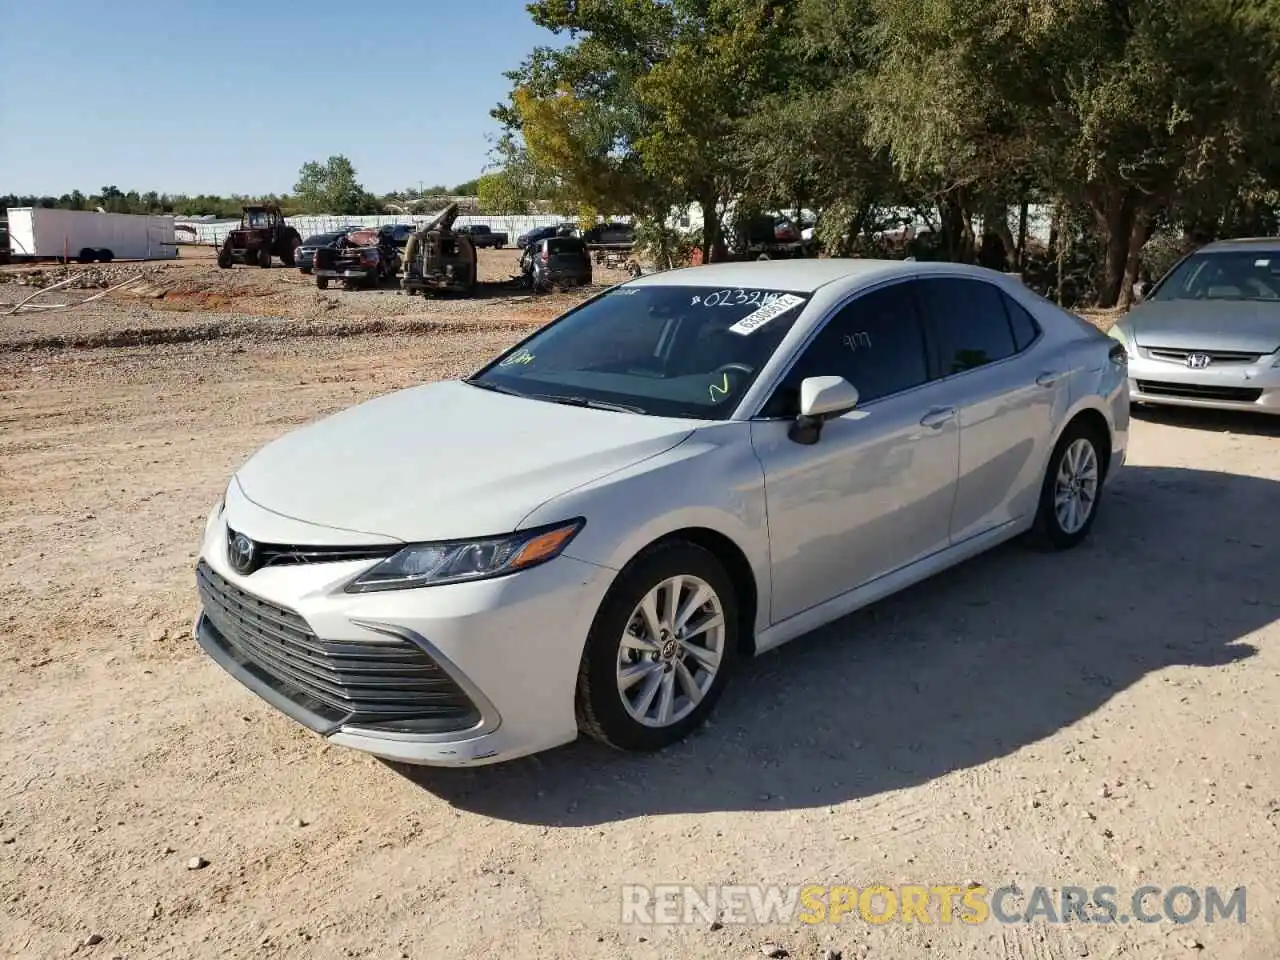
[701,289,777,308]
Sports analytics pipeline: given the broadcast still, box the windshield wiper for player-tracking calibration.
[464,378,524,397]
[530,393,647,414]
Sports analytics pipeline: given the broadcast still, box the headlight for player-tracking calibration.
[345,518,585,593]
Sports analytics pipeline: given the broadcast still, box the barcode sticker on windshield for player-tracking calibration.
[728,293,805,335]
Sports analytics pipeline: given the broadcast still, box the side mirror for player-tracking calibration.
[788,376,860,445]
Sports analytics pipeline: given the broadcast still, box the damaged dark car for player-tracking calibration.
[311,227,402,290]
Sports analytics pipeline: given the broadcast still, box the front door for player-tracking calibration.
[751,280,960,623]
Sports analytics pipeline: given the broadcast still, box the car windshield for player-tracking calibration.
[1152,250,1280,302]
[468,284,811,419]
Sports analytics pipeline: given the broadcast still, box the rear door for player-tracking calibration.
[912,277,1061,542]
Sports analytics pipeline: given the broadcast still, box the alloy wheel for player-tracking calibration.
[616,574,725,728]
[1053,437,1100,535]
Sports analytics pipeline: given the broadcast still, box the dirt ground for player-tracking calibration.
[1,255,1277,960]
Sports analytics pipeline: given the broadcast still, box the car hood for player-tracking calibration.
[1124,299,1280,353]
[233,379,697,542]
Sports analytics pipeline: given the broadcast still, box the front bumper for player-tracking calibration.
[314,267,374,280]
[193,506,614,766]
[1126,346,1280,415]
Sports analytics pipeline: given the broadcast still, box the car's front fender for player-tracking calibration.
[519,422,772,639]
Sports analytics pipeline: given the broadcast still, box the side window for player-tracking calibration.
[762,282,929,416]
[917,277,1018,374]
[1002,293,1041,351]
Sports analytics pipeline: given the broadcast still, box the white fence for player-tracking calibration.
[176,213,612,247]
[175,205,1055,248]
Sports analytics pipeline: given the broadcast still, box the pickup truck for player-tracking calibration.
[454,224,507,248]
[311,228,401,290]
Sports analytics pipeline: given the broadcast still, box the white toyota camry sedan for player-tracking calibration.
[194,259,1129,766]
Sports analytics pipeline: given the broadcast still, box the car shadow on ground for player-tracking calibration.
[388,465,1274,824]
[1133,405,1280,437]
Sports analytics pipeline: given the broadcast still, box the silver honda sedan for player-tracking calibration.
[1113,237,1280,415]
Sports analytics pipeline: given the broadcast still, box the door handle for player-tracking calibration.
[919,406,956,429]
[1036,371,1065,388]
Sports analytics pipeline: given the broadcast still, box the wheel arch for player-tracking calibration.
[610,526,761,660]
[1052,401,1114,479]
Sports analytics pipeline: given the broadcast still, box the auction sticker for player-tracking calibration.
[728,293,806,336]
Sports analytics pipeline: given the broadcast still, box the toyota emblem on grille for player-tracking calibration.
[1185,353,1212,369]
[228,531,258,575]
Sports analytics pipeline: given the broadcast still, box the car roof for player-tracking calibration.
[625,258,1012,293]
[1197,237,1280,253]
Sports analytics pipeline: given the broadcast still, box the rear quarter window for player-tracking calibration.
[1001,293,1042,351]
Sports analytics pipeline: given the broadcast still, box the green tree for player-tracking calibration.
[861,0,1280,304]
[498,0,788,258]
[476,170,532,214]
[293,155,378,214]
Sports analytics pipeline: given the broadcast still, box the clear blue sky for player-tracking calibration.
[0,0,562,197]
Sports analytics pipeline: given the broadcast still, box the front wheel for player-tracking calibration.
[1026,421,1106,550]
[575,542,738,752]
[257,247,272,268]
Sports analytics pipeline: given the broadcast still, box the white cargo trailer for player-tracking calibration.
[5,208,178,262]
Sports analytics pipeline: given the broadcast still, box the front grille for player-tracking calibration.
[227,526,397,569]
[1144,347,1261,365]
[1135,380,1263,403]
[196,561,480,733]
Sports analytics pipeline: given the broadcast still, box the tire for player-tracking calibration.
[257,247,272,268]
[316,276,329,290]
[96,249,114,263]
[77,248,95,264]
[280,239,298,267]
[575,541,739,752]
[1026,419,1107,551]
[217,243,233,269]
[300,266,312,275]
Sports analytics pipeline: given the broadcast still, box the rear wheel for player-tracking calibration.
[316,276,329,290]
[257,247,272,268]
[576,541,738,752]
[96,249,113,263]
[77,248,95,264]
[1027,420,1106,551]
[280,238,298,267]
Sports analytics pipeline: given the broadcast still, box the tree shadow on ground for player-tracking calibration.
[389,465,1274,824]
